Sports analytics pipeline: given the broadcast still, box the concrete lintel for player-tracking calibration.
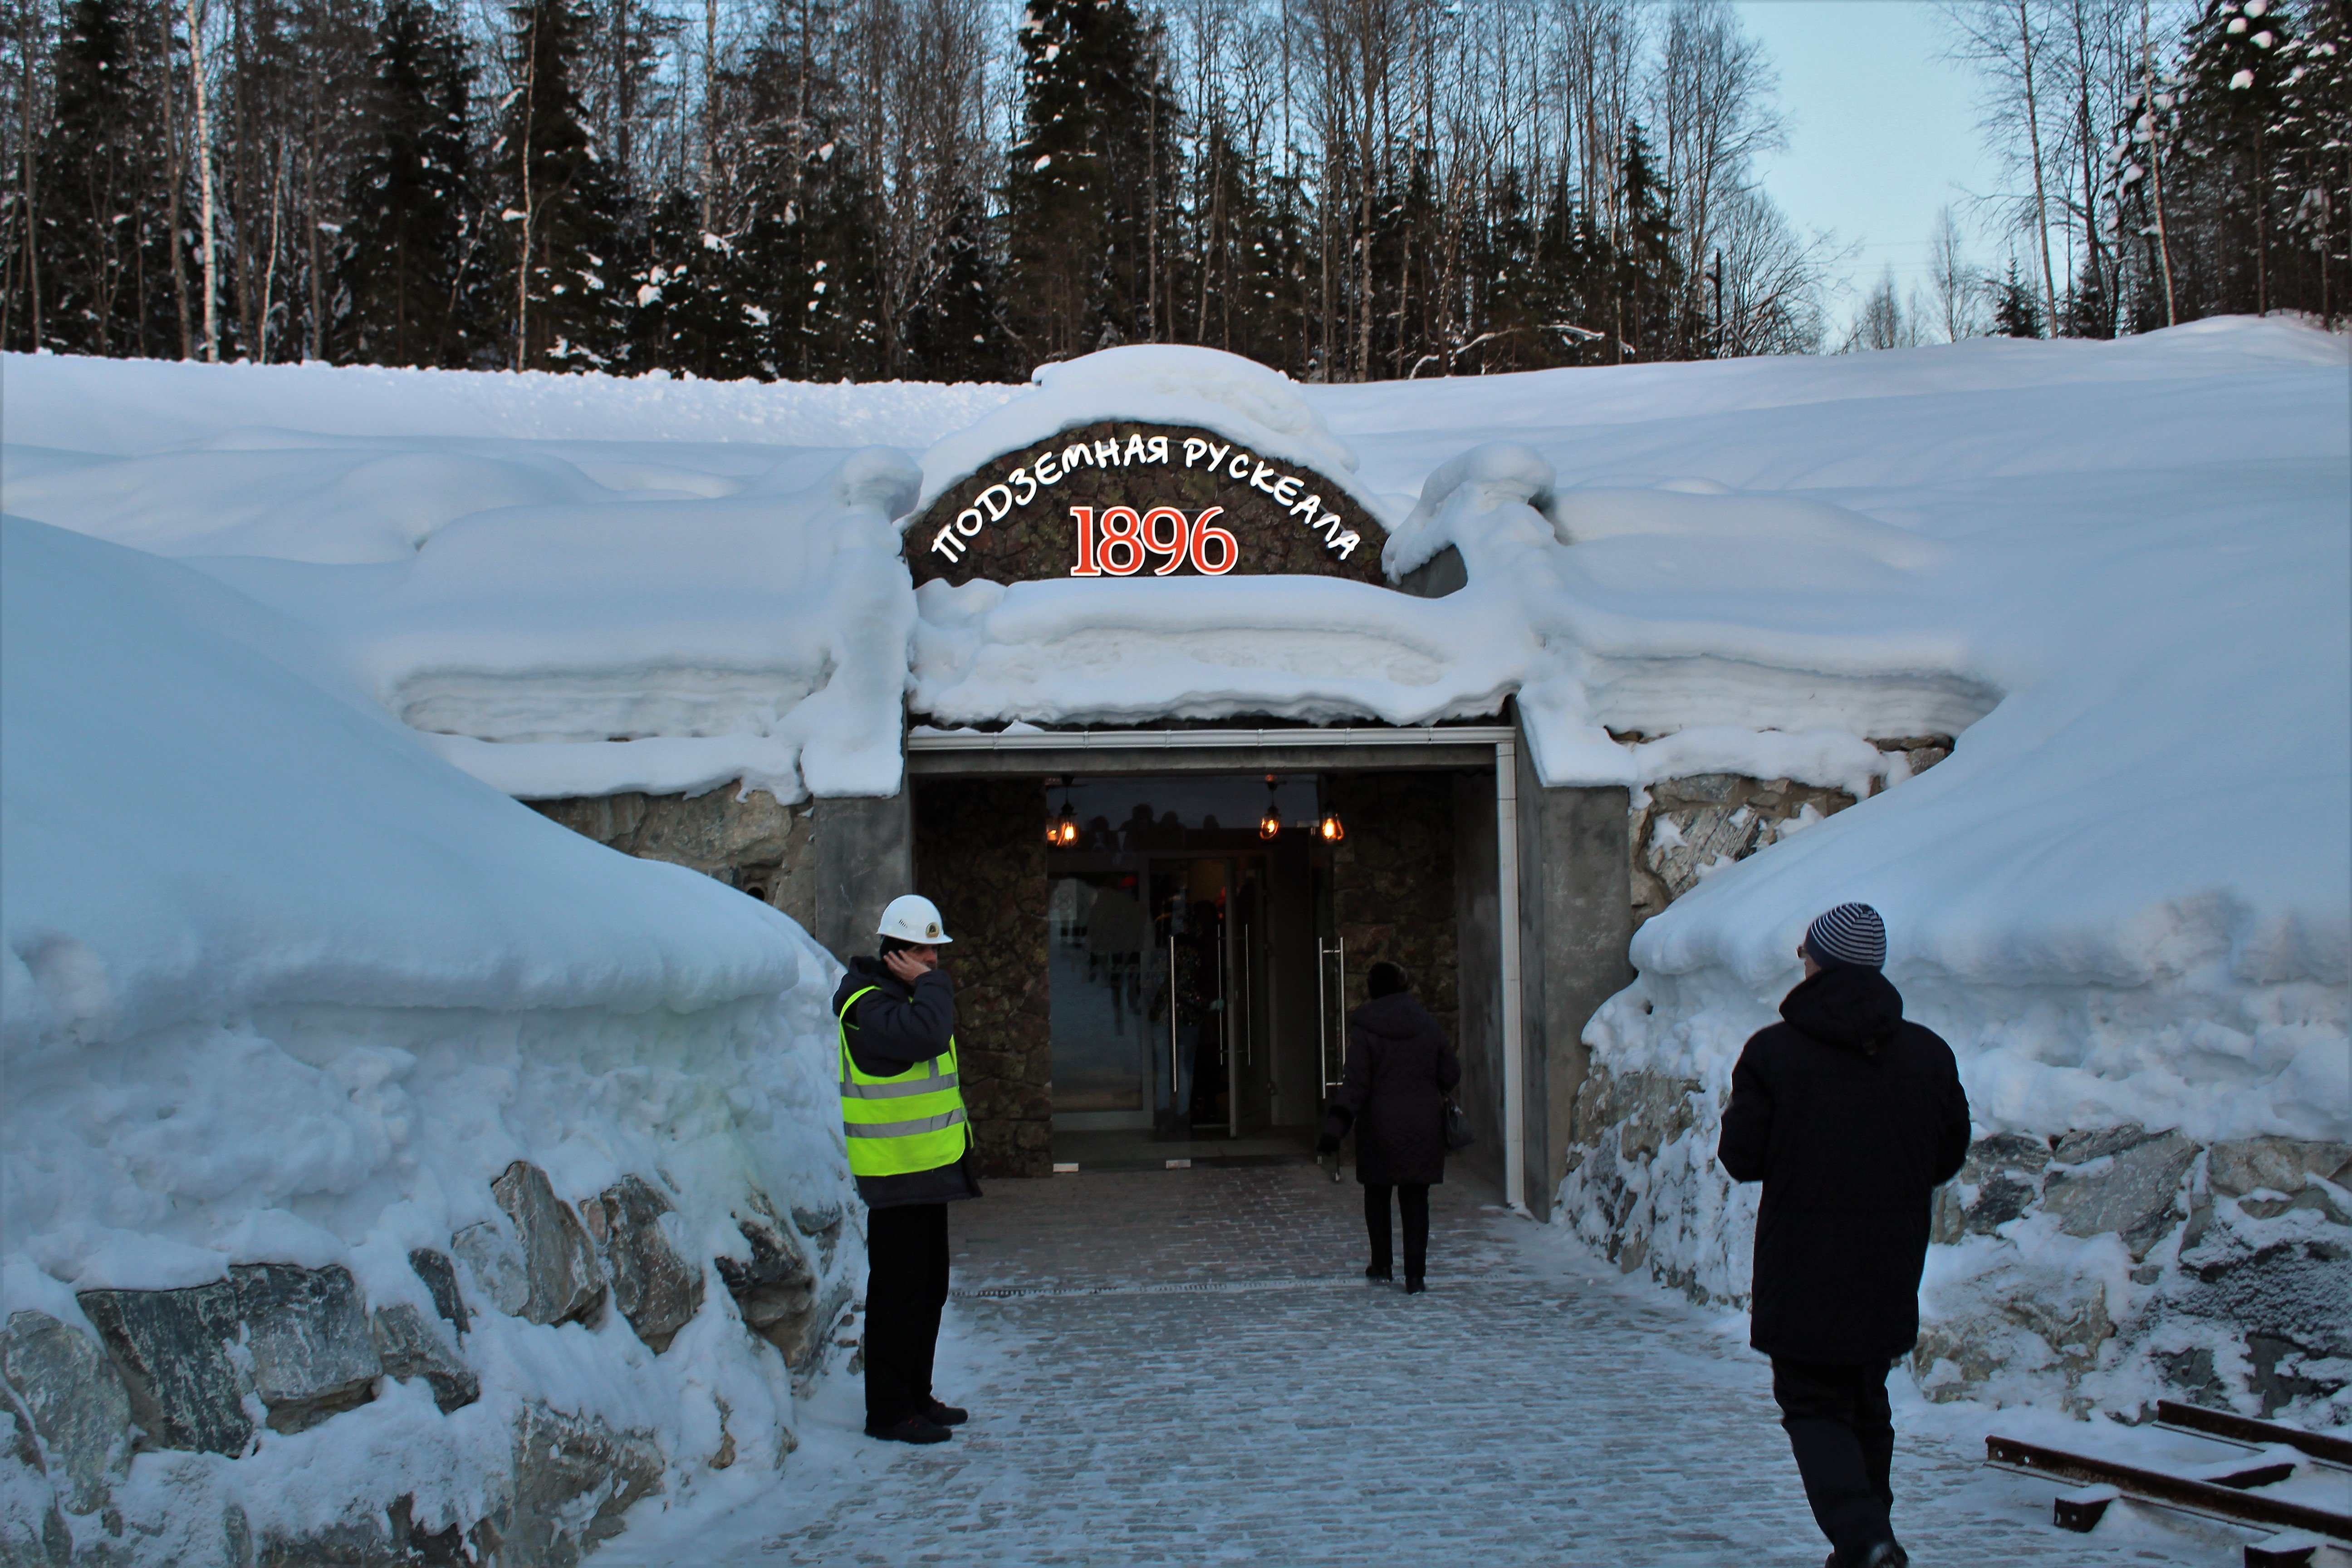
[909,745,1499,778]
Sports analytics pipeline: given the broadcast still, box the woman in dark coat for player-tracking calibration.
[1317,961,1460,1293]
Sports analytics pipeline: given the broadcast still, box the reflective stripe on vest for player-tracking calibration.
[837,985,970,1177]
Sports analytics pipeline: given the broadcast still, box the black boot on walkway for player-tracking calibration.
[921,1397,969,1426]
[1404,1277,1426,1294]
[865,1414,953,1445]
[1363,1264,1392,1283]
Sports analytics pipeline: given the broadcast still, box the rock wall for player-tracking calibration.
[2,1161,850,1565]
[1559,1065,2352,1422]
[1626,737,1949,929]
[1330,772,1461,1032]
[531,787,818,931]
[1559,733,2347,1426]
[913,777,1054,1178]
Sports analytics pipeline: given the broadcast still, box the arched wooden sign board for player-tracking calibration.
[905,419,1389,589]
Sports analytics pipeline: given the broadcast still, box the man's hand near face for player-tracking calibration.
[883,946,940,985]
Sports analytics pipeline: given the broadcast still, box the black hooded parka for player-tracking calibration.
[1332,991,1461,1186]
[1718,963,1970,1364]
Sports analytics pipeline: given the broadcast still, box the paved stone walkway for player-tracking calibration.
[605,1166,2251,1566]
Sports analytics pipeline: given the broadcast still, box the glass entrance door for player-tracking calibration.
[1045,774,1323,1166]
[1046,870,1159,1131]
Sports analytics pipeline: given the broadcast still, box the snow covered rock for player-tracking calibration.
[230,1264,384,1435]
[488,1162,608,1330]
[368,1301,478,1415]
[713,1198,828,1371]
[494,1403,666,1566]
[580,1176,704,1355]
[0,1311,131,1515]
[2041,1130,2201,1259]
[75,1284,253,1457]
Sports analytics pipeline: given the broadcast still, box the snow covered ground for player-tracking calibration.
[3,318,2346,1553]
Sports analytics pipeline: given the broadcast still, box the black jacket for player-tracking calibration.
[1719,964,1969,1364]
[831,956,981,1210]
[1329,992,1461,1186]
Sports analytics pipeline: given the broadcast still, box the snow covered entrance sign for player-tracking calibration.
[906,418,1387,588]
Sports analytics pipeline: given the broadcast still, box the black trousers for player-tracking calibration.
[864,1203,950,1427]
[1363,1182,1430,1280]
[1772,1356,1897,1564]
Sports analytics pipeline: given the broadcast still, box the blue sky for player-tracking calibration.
[1730,0,2007,314]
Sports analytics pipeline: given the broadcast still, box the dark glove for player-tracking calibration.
[1314,1133,1340,1156]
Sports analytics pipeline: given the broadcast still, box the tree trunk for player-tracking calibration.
[2140,0,2176,325]
[158,4,191,358]
[185,0,219,360]
[515,4,537,372]
[2014,0,2060,333]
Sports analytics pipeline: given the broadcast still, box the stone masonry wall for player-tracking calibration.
[1,1162,849,1564]
[1563,732,2338,1422]
[1627,736,1950,930]
[1330,772,1460,1035]
[531,786,817,932]
[913,777,1053,1179]
[1561,1064,2352,1421]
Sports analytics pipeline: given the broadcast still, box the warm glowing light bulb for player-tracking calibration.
[1318,810,1345,843]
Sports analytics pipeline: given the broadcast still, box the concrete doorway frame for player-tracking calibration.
[903,725,1533,1214]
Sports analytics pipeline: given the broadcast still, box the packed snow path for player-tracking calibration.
[601,1166,2234,1566]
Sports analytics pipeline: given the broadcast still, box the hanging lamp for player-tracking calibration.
[1317,786,1345,844]
[1258,775,1282,840]
[1048,779,1081,847]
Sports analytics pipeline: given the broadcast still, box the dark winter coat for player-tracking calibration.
[831,956,982,1210]
[1718,964,1970,1365]
[1328,992,1461,1186]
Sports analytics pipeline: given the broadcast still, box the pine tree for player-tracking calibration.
[39,0,173,355]
[2170,0,2298,315]
[900,194,1009,382]
[1993,257,2045,336]
[1000,0,1181,364]
[498,0,622,370]
[627,186,751,377]
[2270,0,2350,323]
[340,0,475,367]
[1614,124,1693,362]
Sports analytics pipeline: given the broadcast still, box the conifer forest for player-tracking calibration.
[2,0,2344,383]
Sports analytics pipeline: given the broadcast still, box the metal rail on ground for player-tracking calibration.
[1985,1432,2352,1545]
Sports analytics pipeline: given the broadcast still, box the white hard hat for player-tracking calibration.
[877,894,953,945]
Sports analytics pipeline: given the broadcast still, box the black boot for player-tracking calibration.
[865,1414,953,1445]
[1364,1264,1392,1283]
[1404,1277,1426,1294]
[920,1397,969,1427]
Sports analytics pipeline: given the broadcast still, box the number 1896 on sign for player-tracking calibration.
[1068,506,1238,577]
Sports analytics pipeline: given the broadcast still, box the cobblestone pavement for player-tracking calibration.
[605,1166,2254,1567]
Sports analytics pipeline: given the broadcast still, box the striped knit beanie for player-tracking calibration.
[1803,903,1886,970]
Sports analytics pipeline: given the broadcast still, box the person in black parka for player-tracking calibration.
[1317,961,1460,1293]
[1720,902,1970,1568]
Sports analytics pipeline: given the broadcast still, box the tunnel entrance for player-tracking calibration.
[911,754,1487,1180]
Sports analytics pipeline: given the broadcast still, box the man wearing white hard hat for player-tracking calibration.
[832,892,980,1445]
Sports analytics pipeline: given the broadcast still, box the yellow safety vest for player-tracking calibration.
[837,985,970,1178]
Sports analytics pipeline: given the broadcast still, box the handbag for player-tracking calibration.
[1442,1096,1475,1151]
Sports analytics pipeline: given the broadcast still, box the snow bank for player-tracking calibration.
[908,344,1372,516]
[1,518,857,1557]
[3,317,2343,1151]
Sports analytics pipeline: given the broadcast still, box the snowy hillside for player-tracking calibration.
[0,519,858,1556]
[2,318,2346,1545]
[8,318,2342,1151]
